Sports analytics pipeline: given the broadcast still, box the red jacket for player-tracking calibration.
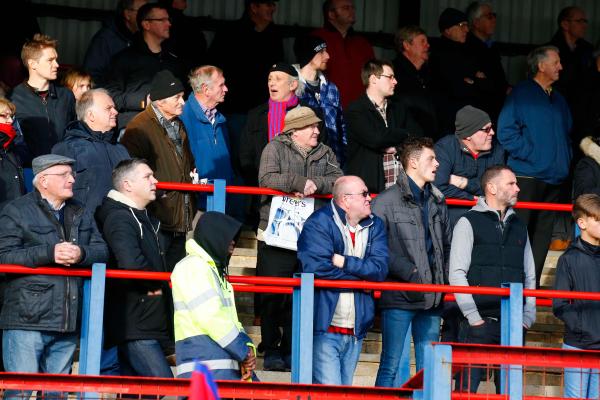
[313,26,374,108]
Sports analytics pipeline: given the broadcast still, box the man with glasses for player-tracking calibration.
[434,105,505,227]
[83,0,149,84]
[298,175,388,385]
[313,0,374,108]
[372,136,451,387]
[345,59,419,194]
[0,154,108,398]
[464,1,510,122]
[104,2,185,130]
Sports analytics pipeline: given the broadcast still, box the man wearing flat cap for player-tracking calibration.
[434,105,505,226]
[0,154,108,391]
[429,7,491,134]
[294,34,347,167]
[257,106,342,371]
[121,69,196,272]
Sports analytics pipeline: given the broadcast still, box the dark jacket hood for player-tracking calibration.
[64,120,117,143]
[194,211,242,271]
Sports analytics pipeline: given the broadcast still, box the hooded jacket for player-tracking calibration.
[574,136,600,198]
[173,212,255,380]
[0,126,25,211]
[297,200,388,339]
[95,190,172,347]
[52,120,130,214]
[371,170,452,310]
[553,237,600,350]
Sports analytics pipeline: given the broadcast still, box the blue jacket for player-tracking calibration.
[497,79,572,184]
[297,201,388,339]
[434,134,505,200]
[181,95,234,182]
[52,120,130,214]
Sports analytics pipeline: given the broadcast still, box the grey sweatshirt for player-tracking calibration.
[449,197,536,328]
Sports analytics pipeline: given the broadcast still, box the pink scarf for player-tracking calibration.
[268,94,299,141]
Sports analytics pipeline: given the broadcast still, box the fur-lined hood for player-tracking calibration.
[580,136,600,165]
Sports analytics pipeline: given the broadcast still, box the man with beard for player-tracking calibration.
[449,165,536,393]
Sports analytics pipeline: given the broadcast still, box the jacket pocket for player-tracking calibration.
[135,294,168,333]
[391,212,418,240]
[18,282,54,323]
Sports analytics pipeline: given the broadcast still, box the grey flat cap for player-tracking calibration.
[32,154,75,175]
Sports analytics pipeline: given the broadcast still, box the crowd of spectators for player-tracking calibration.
[0,0,599,397]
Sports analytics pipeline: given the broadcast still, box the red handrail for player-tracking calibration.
[156,182,574,211]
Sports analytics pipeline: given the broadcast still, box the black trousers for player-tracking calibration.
[256,241,298,356]
[515,176,561,287]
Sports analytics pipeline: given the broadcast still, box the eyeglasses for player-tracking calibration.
[0,113,15,120]
[344,191,370,198]
[43,171,76,179]
[480,125,494,134]
[379,74,396,80]
[145,17,171,23]
[568,18,588,24]
[457,22,469,28]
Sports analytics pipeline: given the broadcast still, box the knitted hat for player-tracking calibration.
[284,106,321,132]
[269,62,298,78]
[149,70,184,101]
[455,106,491,139]
[438,8,468,32]
[32,154,75,176]
[294,35,327,68]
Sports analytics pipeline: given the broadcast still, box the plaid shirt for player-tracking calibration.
[296,68,347,167]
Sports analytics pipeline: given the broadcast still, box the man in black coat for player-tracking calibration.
[103,2,185,129]
[345,59,420,194]
[0,155,108,398]
[96,158,173,378]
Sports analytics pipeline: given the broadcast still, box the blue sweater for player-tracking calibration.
[181,95,234,182]
[297,201,388,339]
[497,79,572,185]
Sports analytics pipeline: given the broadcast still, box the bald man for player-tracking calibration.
[297,175,388,385]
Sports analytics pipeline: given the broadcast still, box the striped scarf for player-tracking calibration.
[268,94,298,141]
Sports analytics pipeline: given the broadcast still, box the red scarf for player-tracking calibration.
[268,95,298,141]
[0,123,16,149]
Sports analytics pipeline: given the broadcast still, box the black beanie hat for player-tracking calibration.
[438,8,468,32]
[149,70,185,101]
[455,105,491,140]
[294,35,327,68]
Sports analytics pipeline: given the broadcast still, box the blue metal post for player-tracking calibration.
[422,344,452,400]
[500,282,523,399]
[207,179,226,212]
[79,263,106,376]
[291,273,314,384]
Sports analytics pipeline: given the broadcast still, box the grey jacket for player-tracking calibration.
[371,170,452,310]
[258,133,342,232]
[449,197,536,328]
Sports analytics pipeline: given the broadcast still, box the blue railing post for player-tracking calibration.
[291,272,314,384]
[207,179,226,212]
[422,344,452,400]
[500,282,523,399]
[79,263,106,377]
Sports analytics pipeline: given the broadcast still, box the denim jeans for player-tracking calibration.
[3,329,78,399]
[563,343,600,399]
[375,307,441,387]
[313,332,363,385]
[119,339,174,378]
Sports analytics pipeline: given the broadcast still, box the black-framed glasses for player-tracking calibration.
[43,171,76,179]
[145,17,171,23]
[379,74,396,80]
[569,18,588,24]
[457,22,469,28]
[345,191,370,198]
[480,125,494,134]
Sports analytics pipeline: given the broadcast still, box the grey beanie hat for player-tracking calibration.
[455,105,491,139]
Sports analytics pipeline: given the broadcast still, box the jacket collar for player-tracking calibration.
[580,136,600,165]
[396,169,444,204]
[471,195,516,223]
[330,199,374,229]
[107,189,142,209]
[186,94,225,125]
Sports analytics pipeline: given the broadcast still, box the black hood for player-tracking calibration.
[194,212,242,271]
[64,120,117,143]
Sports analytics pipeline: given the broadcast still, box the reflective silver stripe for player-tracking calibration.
[174,289,219,312]
[216,325,241,348]
[173,301,187,312]
[177,359,239,376]
[222,298,233,307]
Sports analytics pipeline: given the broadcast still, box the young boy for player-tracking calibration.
[553,193,600,399]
